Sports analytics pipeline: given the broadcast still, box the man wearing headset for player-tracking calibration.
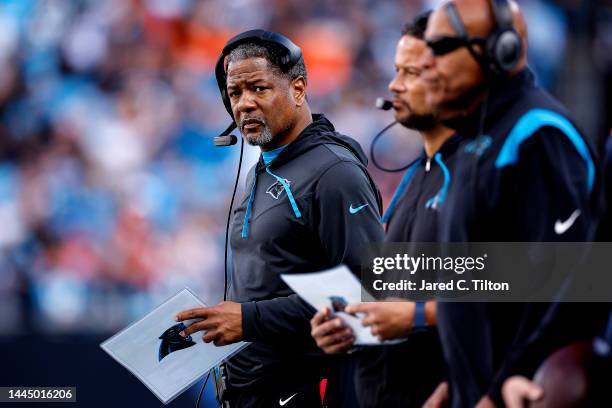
[175,31,385,407]
[502,139,612,407]
[420,1,605,407]
[310,13,454,407]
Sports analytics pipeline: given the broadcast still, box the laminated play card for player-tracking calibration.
[100,288,248,404]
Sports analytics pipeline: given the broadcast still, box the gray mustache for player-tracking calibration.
[240,118,266,128]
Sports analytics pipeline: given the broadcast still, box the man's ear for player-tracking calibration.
[291,76,306,106]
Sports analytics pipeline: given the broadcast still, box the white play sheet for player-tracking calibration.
[100,288,248,404]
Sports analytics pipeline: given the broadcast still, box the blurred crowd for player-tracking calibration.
[0,0,610,335]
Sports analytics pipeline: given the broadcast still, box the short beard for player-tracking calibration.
[242,123,274,147]
[399,114,437,131]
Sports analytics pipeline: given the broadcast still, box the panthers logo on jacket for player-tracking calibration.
[266,179,291,200]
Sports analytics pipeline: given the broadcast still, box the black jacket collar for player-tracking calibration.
[255,113,368,172]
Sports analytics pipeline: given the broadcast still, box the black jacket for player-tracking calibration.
[436,69,605,407]
[227,114,385,389]
[354,135,461,408]
[597,136,612,240]
[385,134,462,242]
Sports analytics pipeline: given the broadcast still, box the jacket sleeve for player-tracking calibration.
[509,127,597,242]
[487,127,601,405]
[240,160,385,343]
[314,160,386,274]
[241,295,317,344]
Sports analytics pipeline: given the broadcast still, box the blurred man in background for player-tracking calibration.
[421,0,608,407]
[310,13,454,407]
[175,31,385,407]
[501,135,612,408]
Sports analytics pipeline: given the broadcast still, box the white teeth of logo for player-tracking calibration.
[554,209,581,235]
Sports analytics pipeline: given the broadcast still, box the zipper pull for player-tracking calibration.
[425,157,431,172]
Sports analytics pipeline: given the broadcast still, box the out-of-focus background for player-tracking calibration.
[0,0,610,406]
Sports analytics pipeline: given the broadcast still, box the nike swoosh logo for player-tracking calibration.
[349,203,369,214]
[554,209,581,235]
[279,393,297,406]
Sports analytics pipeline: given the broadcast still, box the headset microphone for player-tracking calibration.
[214,123,238,147]
[376,97,393,111]
[371,97,420,172]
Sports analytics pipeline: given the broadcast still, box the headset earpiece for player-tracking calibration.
[487,30,521,74]
[487,0,522,75]
[445,0,522,77]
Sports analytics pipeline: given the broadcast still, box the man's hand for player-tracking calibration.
[502,376,543,408]
[310,307,354,354]
[475,396,497,408]
[344,301,414,341]
[423,381,449,408]
[175,301,243,346]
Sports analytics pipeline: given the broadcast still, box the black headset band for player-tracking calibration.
[445,2,491,72]
[446,0,513,38]
[215,29,303,120]
[445,0,520,76]
[445,2,468,39]
[490,0,514,31]
[220,30,301,68]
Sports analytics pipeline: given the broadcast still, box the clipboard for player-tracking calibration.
[100,288,248,404]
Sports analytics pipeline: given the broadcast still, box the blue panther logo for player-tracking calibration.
[158,322,196,362]
[464,135,492,156]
